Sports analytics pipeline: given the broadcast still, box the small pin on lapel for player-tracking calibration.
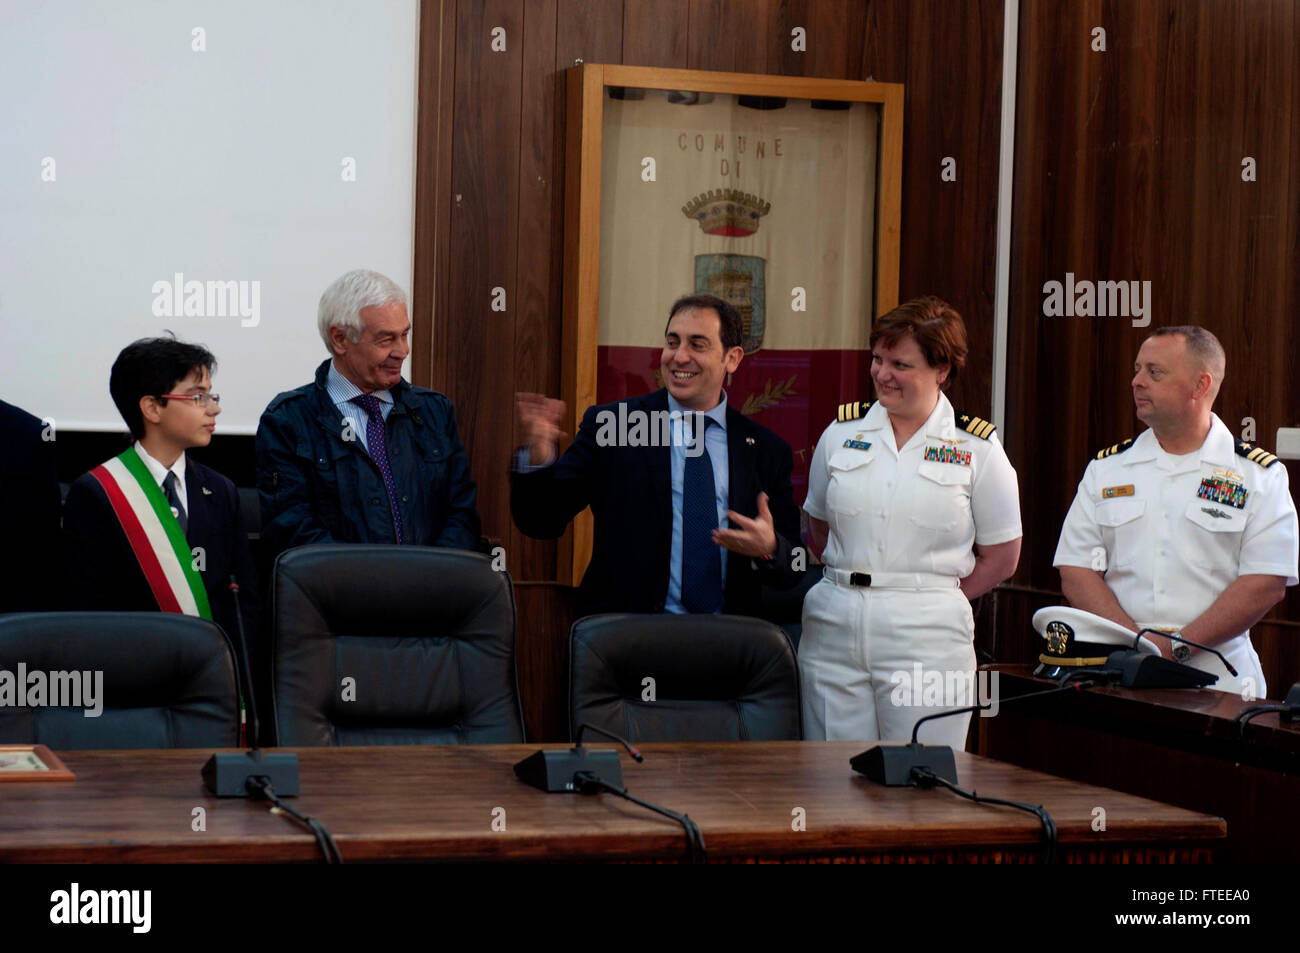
[745,437,755,445]
[201,486,213,496]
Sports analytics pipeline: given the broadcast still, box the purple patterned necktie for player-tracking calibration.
[352,394,403,543]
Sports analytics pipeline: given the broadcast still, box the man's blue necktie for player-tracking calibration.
[352,394,404,544]
[681,414,722,613]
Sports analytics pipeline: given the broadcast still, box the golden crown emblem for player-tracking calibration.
[681,189,771,237]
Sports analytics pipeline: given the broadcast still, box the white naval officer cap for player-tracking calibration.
[1032,606,1160,678]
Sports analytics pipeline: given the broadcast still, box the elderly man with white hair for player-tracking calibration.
[255,269,481,559]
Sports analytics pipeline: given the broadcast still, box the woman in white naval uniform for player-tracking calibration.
[800,298,1023,746]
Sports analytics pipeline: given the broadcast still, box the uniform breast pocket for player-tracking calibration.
[1094,498,1146,568]
[910,460,972,531]
[825,450,873,517]
[1183,499,1245,567]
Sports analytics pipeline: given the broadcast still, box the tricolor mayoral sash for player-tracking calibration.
[88,450,212,619]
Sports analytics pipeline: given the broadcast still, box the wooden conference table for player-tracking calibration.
[977,665,1300,863]
[1,742,1222,863]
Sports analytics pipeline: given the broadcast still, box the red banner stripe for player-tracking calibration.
[89,465,184,614]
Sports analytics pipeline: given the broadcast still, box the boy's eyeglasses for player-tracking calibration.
[159,393,221,409]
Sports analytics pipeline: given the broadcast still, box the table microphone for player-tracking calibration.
[513,727,705,861]
[514,723,642,793]
[1098,629,1232,690]
[851,681,1095,786]
[201,575,299,797]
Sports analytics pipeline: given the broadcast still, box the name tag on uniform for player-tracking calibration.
[1197,475,1247,509]
[842,439,871,451]
[923,444,971,466]
[1102,484,1134,499]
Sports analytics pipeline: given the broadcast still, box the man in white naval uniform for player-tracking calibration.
[1054,326,1298,697]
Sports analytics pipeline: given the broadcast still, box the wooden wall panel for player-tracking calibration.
[446,0,525,554]
[512,0,564,582]
[556,0,624,66]
[864,0,1005,418]
[622,0,689,67]
[1002,0,1300,690]
[687,0,778,73]
[514,582,575,742]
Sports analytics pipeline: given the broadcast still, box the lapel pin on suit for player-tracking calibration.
[202,486,213,496]
[745,437,755,446]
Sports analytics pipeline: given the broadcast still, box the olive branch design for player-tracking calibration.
[740,375,797,416]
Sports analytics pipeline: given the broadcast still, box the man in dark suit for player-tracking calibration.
[0,399,61,613]
[62,337,258,651]
[511,294,804,618]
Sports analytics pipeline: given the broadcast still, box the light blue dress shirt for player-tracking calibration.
[665,392,730,614]
[326,361,394,454]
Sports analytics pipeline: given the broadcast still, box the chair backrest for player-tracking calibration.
[569,613,802,742]
[0,612,240,749]
[271,544,524,745]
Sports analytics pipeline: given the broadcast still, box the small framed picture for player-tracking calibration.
[0,744,75,782]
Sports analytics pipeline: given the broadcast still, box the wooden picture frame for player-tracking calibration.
[0,744,75,782]
[559,64,904,585]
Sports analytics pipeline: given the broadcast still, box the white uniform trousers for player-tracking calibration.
[799,577,976,747]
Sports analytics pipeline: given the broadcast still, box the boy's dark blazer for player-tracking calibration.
[62,453,259,651]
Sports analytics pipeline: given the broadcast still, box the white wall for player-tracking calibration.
[0,0,419,433]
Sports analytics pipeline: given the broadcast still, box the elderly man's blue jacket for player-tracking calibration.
[256,360,481,558]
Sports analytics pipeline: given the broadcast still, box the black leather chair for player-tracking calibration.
[0,612,240,748]
[569,614,802,742]
[271,545,524,745]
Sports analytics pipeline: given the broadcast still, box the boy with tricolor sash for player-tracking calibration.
[63,337,258,658]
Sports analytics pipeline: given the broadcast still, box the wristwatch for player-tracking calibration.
[1172,639,1192,663]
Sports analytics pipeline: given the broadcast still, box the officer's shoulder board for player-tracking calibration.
[1235,441,1280,468]
[836,399,875,423]
[1094,438,1135,460]
[955,412,996,440]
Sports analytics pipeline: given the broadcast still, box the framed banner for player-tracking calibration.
[561,64,903,585]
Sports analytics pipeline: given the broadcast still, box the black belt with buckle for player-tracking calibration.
[849,572,872,587]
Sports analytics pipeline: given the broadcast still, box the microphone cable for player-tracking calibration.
[573,771,707,864]
[1234,704,1289,738]
[247,776,343,864]
[910,766,1058,864]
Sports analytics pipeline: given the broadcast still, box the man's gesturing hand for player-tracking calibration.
[713,491,778,558]
[515,392,567,466]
